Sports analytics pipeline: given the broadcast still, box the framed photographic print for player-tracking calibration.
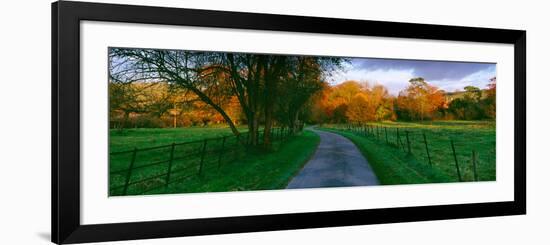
[52,1,526,244]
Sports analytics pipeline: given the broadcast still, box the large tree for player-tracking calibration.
[483,77,496,119]
[396,77,445,121]
[276,57,326,133]
[109,48,345,147]
[110,48,241,135]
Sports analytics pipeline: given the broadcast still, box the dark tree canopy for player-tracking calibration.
[109,48,346,147]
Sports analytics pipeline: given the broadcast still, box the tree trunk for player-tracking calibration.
[292,110,300,133]
[287,109,295,134]
[121,111,130,130]
[246,110,258,146]
[263,74,275,148]
[187,86,241,137]
[247,115,259,146]
[247,123,254,145]
[263,99,273,147]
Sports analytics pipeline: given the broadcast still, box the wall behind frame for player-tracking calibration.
[0,0,546,244]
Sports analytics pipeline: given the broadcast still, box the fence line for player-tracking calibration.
[109,126,297,196]
[325,123,492,182]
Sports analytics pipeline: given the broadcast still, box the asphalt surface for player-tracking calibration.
[286,129,379,189]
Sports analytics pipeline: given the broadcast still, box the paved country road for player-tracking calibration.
[286,129,379,189]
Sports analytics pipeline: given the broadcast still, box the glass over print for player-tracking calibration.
[108,47,497,196]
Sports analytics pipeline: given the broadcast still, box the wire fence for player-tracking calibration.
[109,127,296,196]
[324,123,496,182]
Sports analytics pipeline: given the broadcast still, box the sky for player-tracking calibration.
[328,58,496,95]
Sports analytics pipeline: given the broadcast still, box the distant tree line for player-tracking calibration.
[109,47,496,147]
[308,77,496,124]
[109,82,242,129]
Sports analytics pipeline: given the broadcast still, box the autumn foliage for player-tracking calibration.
[109,82,243,129]
[396,77,445,121]
[109,48,348,147]
[109,47,496,147]
[308,77,496,124]
[110,75,497,130]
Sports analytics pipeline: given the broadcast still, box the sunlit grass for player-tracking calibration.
[109,127,319,195]
[320,120,495,184]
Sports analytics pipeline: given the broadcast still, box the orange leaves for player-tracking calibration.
[396,77,444,121]
[108,81,243,128]
[346,93,375,122]
[310,80,396,123]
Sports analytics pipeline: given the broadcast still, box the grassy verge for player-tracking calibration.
[161,130,320,194]
[110,127,244,152]
[321,128,452,185]
[320,121,495,185]
[109,128,320,195]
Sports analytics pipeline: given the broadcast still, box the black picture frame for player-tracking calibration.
[52,1,526,244]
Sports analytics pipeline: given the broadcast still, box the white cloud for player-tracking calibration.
[328,68,416,95]
[328,66,496,95]
[430,67,496,92]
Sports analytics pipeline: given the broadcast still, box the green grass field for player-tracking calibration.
[320,121,495,185]
[109,127,319,196]
[109,120,494,195]
[110,127,243,153]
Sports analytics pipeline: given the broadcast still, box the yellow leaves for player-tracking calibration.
[396,78,445,120]
[311,80,396,123]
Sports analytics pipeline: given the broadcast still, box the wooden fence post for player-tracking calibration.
[405,131,411,154]
[370,125,374,136]
[122,147,138,195]
[423,132,432,166]
[369,125,374,136]
[218,136,226,169]
[286,127,292,138]
[384,127,388,144]
[396,128,400,147]
[165,143,176,189]
[289,127,291,137]
[198,139,208,176]
[472,150,478,181]
[451,139,463,182]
